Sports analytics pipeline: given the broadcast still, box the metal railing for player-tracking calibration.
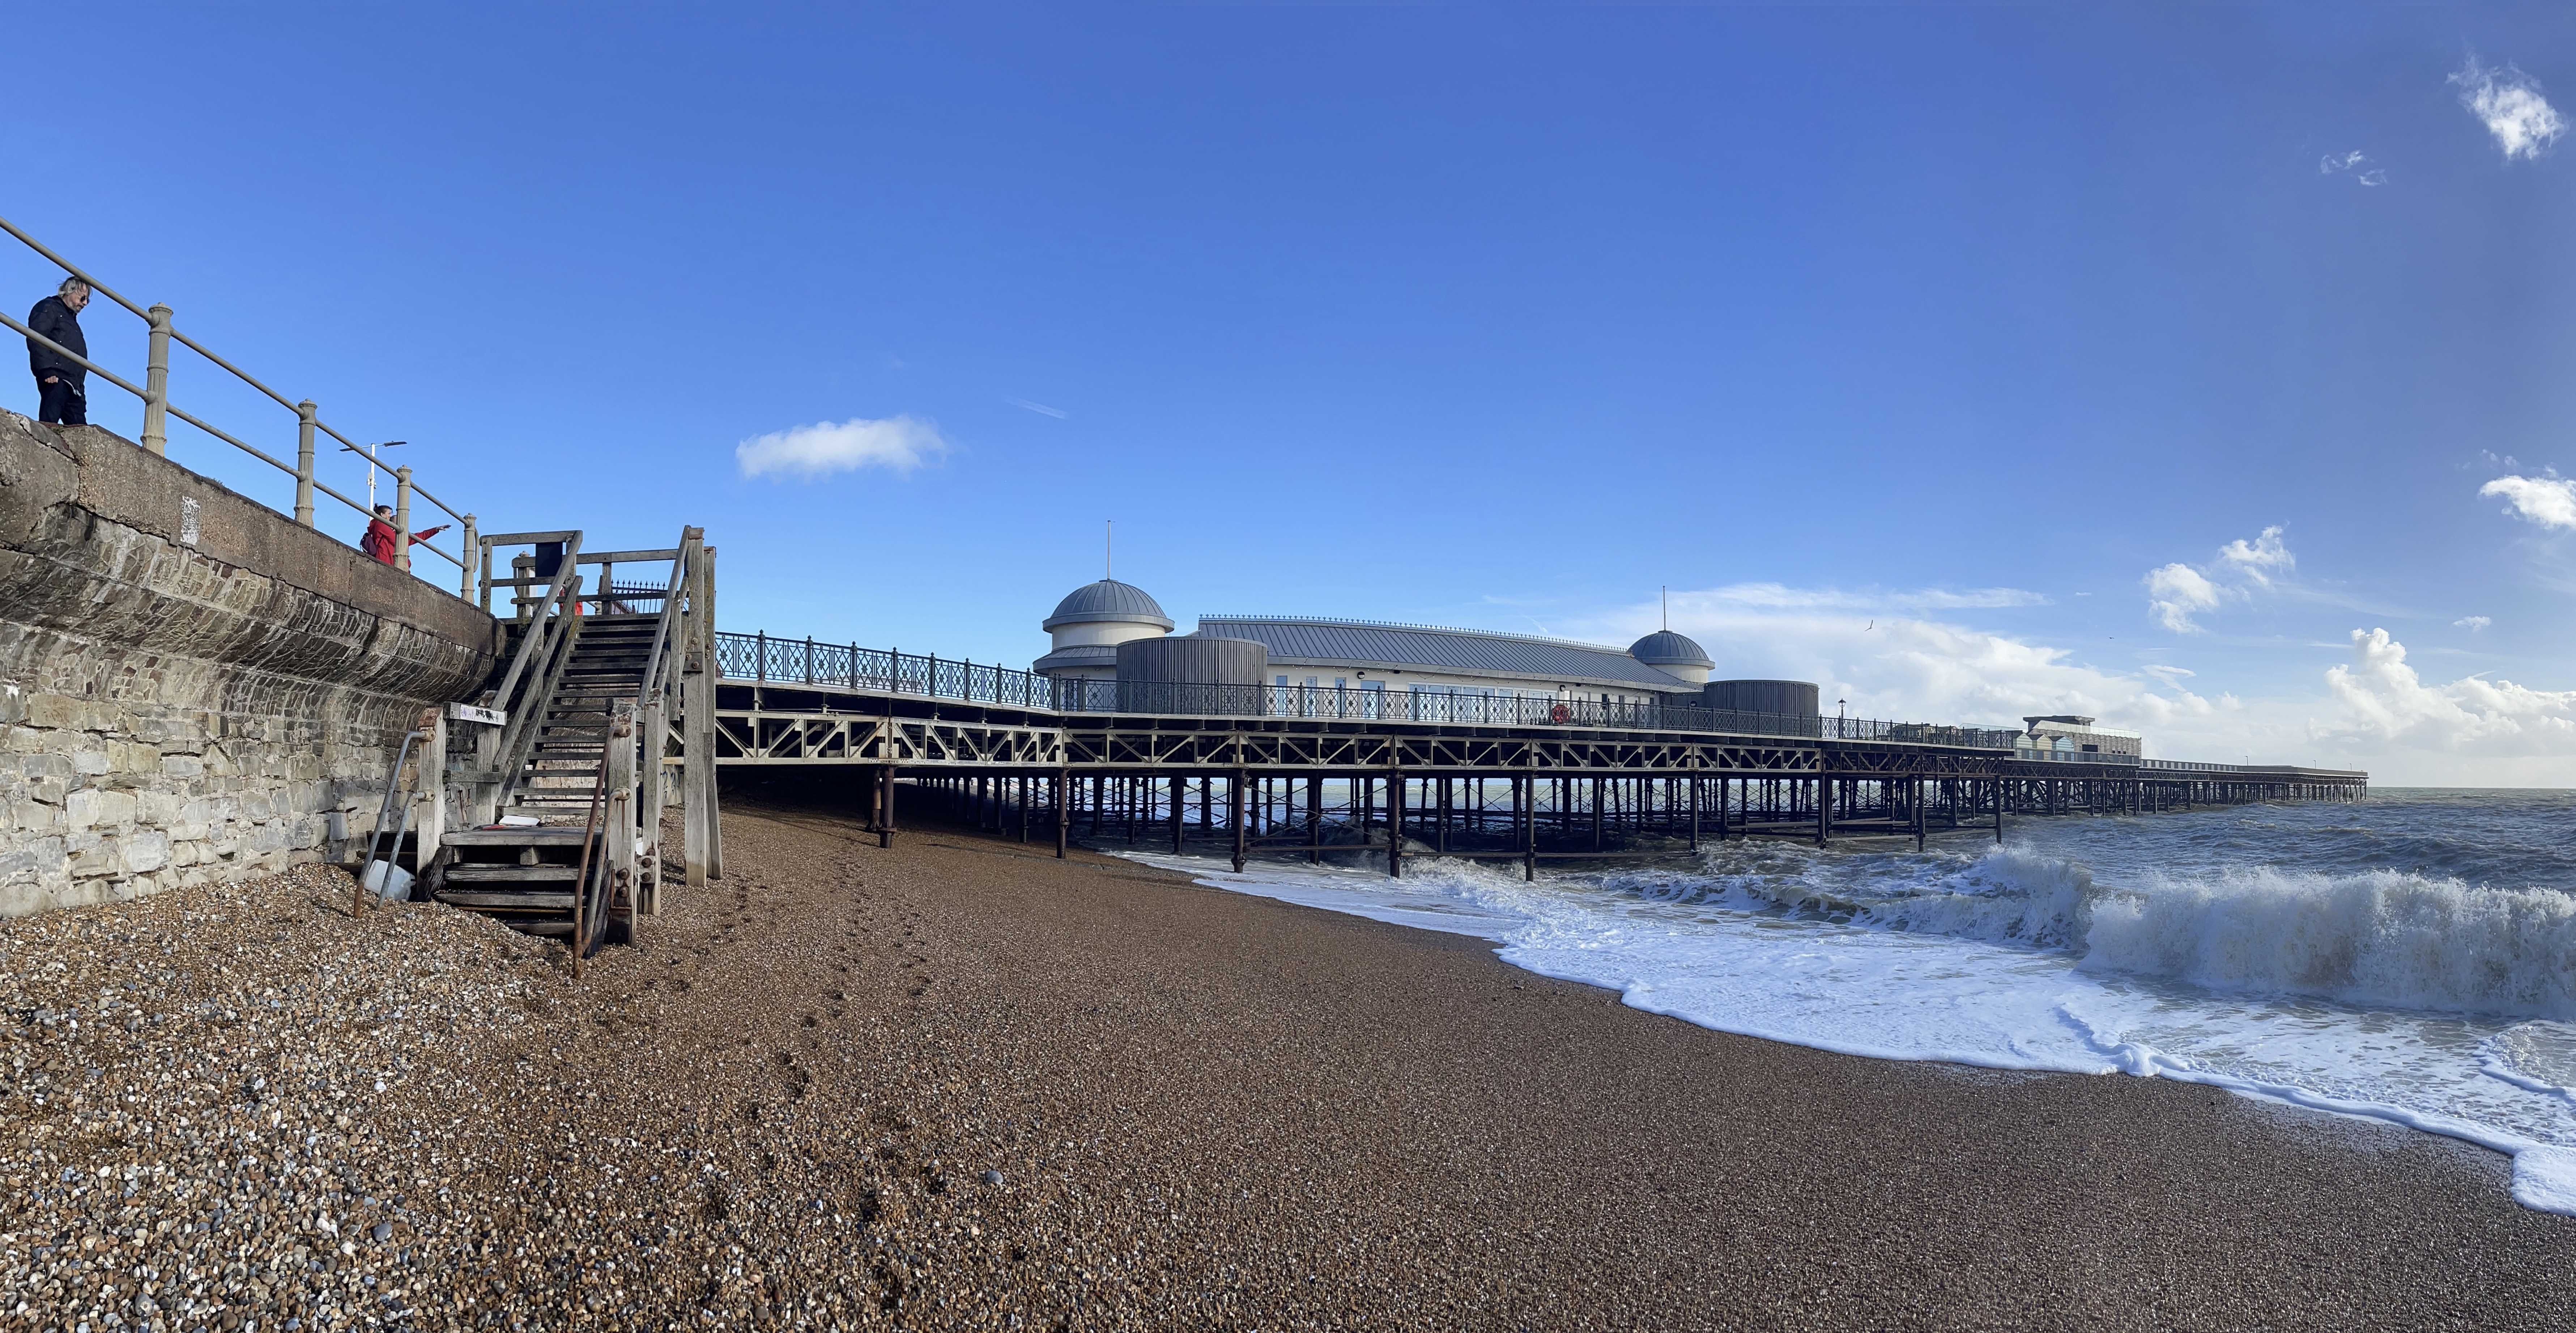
[0,213,474,594]
[711,632,2027,747]
[2014,746,2145,767]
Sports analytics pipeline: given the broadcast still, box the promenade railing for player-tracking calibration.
[0,214,474,596]
[712,632,2026,748]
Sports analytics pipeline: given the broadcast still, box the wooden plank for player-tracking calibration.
[444,865,580,882]
[434,890,578,910]
[443,827,591,847]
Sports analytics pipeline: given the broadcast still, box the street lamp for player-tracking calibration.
[339,439,407,509]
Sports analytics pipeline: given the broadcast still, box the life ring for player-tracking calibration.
[1549,702,1571,724]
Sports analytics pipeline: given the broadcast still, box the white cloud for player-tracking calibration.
[2451,57,2568,161]
[2480,474,2576,530]
[735,416,949,480]
[2143,562,2224,633]
[1561,588,2576,782]
[1571,587,2232,751]
[2217,526,2295,586]
[2318,150,2388,186]
[1005,396,1068,419]
[2454,615,2492,632]
[2142,526,2293,632]
[2319,628,2576,756]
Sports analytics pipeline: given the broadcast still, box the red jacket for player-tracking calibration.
[362,518,443,565]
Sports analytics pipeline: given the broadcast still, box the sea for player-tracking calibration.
[1116,788,2576,1215]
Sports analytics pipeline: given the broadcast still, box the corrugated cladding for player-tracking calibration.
[1193,618,1693,691]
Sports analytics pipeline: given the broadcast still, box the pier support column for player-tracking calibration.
[1231,770,1248,874]
[1388,770,1406,878]
[1053,768,1069,859]
[1913,776,1926,851]
[1816,774,1830,847]
[1170,774,1185,854]
[1308,776,1323,864]
[1520,772,1536,882]
[877,765,896,849]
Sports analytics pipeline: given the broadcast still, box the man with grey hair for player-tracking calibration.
[26,276,90,426]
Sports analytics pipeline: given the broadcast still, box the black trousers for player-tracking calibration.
[36,375,85,426]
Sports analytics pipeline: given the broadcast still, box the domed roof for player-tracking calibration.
[1043,578,1174,632]
[1628,629,1713,670]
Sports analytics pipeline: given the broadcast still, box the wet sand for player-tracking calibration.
[6,792,2574,1330]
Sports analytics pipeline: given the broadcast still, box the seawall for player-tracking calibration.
[0,410,500,915]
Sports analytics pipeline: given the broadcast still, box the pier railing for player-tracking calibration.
[0,214,474,594]
[713,632,2026,747]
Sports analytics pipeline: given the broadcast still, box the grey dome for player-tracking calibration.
[1628,630,1713,670]
[1043,579,1174,632]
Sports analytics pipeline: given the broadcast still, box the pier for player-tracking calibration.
[710,634,2368,877]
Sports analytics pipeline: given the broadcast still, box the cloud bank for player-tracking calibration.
[2320,629,2576,756]
[1560,586,2576,782]
[2481,474,2576,530]
[736,416,949,480]
[2452,57,2568,161]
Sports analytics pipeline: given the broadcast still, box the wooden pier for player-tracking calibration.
[711,636,2367,878]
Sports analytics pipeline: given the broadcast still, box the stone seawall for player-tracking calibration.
[0,410,499,915]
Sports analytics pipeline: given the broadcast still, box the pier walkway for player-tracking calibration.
[710,635,2368,877]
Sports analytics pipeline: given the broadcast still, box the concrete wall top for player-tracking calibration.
[0,412,497,657]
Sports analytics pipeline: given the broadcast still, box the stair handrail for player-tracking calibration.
[488,576,584,806]
[635,526,699,709]
[482,531,586,715]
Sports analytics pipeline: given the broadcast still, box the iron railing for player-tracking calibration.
[712,632,2026,747]
[1,213,475,595]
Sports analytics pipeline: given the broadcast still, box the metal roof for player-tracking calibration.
[1043,579,1174,632]
[1193,616,1696,692]
[1627,629,1713,669]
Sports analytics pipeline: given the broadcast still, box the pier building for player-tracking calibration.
[1031,578,1729,711]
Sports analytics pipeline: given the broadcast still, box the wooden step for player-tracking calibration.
[444,828,592,848]
[444,864,581,882]
[434,890,578,911]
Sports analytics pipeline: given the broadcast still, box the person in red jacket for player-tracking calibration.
[361,504,447,566]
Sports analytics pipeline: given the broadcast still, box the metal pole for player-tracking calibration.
[392,466,415,572]
[1053,768,1069,858]
[140,304,172,456]
[1170,774,1184,855]
[294,399,317,527]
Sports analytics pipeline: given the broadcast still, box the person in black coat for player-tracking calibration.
[27,276,90,426]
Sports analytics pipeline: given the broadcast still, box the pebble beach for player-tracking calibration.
[5,794,2575,1331]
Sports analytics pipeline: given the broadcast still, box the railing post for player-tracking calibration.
[141,305,172,456]
[293,399,317,526]
[756,631,768,682]
[459,514,478,601]
[392,466,415,571]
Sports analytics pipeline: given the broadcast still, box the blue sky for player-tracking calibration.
[10,4,2576,783]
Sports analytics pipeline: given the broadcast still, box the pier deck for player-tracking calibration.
[709,638,2366,877]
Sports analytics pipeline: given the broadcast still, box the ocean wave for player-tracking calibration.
[1634,845,2576,1022]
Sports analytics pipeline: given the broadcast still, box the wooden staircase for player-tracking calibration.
[419,528,712,958]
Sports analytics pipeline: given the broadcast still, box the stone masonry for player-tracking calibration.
[0,409,498,914]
